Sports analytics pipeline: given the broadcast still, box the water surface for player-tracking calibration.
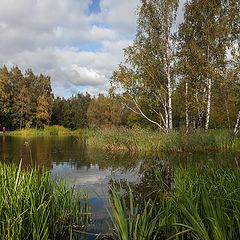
[0,135,240,238]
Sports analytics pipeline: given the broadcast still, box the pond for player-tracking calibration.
[0,135,240,239]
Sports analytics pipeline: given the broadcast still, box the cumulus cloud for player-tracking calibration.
[0,0,184,98]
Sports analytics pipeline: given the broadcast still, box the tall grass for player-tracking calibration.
[106,165,240,240]
[86,128,240,152]
[170,166,240,240]
[9,125,74,136]
[107,186,162,240]
[9,126,240,152]
[0,162,90,240]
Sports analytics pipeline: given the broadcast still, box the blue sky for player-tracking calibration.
[88,0,101,14]
[0,0,139,98]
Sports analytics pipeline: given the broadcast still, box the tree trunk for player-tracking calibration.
[233,110,240,136]
[205,78,212,131]
[185,82,189,132]
[167,69,173,130]
[225,100,231,129]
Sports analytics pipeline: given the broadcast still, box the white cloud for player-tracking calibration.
[0,0,144,98]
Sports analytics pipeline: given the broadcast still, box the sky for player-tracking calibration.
[0,0,140,98]
[0,0,184,98]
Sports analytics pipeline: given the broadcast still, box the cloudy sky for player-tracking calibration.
[0,0,140,98]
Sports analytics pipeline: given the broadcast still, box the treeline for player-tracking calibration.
[51,93,138,129]
[0,66,147,131]
[0,66,53,130]
[1,0,239,132]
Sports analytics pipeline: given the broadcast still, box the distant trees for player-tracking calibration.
[0,66,53,130]
[87,93,124,128]
[51,93,91,129]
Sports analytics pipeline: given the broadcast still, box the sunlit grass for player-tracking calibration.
[9,126,240,152]
[0,162,90,240]
[86,128,240,152]
[106,165,240,240]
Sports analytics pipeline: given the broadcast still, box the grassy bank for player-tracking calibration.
[9,126,240,152]
[107,165,240,240]
[8,125,83,137]
[86,128,240,152]
[0,162,89,240]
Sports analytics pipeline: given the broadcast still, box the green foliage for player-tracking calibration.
[85,128,240,152]
[107,165,240,240]
[177,0,240,129]
[0,66,53,130]
[9,125,73,136]
[112,0,179,131]
[0,162,90,240]
[51,93,91,129]
[107,185,162,240]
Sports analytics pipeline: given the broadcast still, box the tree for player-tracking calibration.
[35,74,53,127]
[0,66,11,128]
[112,0,179,132]
[10,66,32,129]
[177,0,239,130]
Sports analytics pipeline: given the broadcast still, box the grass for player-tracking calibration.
[106,165,240,240]
[0,162,90,240]
[8,126,240,152]
[107,186,162,240]
[86,127,240,153]
[9,125,77,136]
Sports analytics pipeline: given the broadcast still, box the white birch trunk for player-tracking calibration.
[233,110,240,136]
[164,96,169,131]
[167,68,173,130]
[185,82,189,132]
[205,78,212,131]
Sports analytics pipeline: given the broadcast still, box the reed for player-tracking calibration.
[9,126,75,136]
[107,185,162,240]
[106,165,240,240]
[9,127,240,152]
[0,162,90,240]
[87,128,240,152]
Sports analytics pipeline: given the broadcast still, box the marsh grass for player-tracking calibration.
[9,125,73,136]
[0,162,90,240]
[106,165,240,240]
[9,126,240,152]
[86,128,240,153]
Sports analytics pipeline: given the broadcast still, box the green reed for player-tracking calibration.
[107,165,240,240]
[0,162,90,240]
[107,185,162,240]
[85,128,240,153]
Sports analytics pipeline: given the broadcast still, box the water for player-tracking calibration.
[0,135,240,238]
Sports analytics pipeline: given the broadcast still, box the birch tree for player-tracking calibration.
[177,0,239,131]
[112,0,178,132]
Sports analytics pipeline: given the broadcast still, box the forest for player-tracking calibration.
[0,0,239,133]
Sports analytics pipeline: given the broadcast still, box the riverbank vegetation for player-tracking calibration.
[86,128,240,152]
[107,165,240,240]
[0,162,90,240]
[8,126,240,152]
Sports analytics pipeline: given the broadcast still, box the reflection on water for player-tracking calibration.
[1,135,240,238]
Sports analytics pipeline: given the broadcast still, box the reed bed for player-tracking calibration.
[0,162,90,240]
[87,128,240,152]
[106,165,240,240]
[9,125,74,136]
[9,127,240,152]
